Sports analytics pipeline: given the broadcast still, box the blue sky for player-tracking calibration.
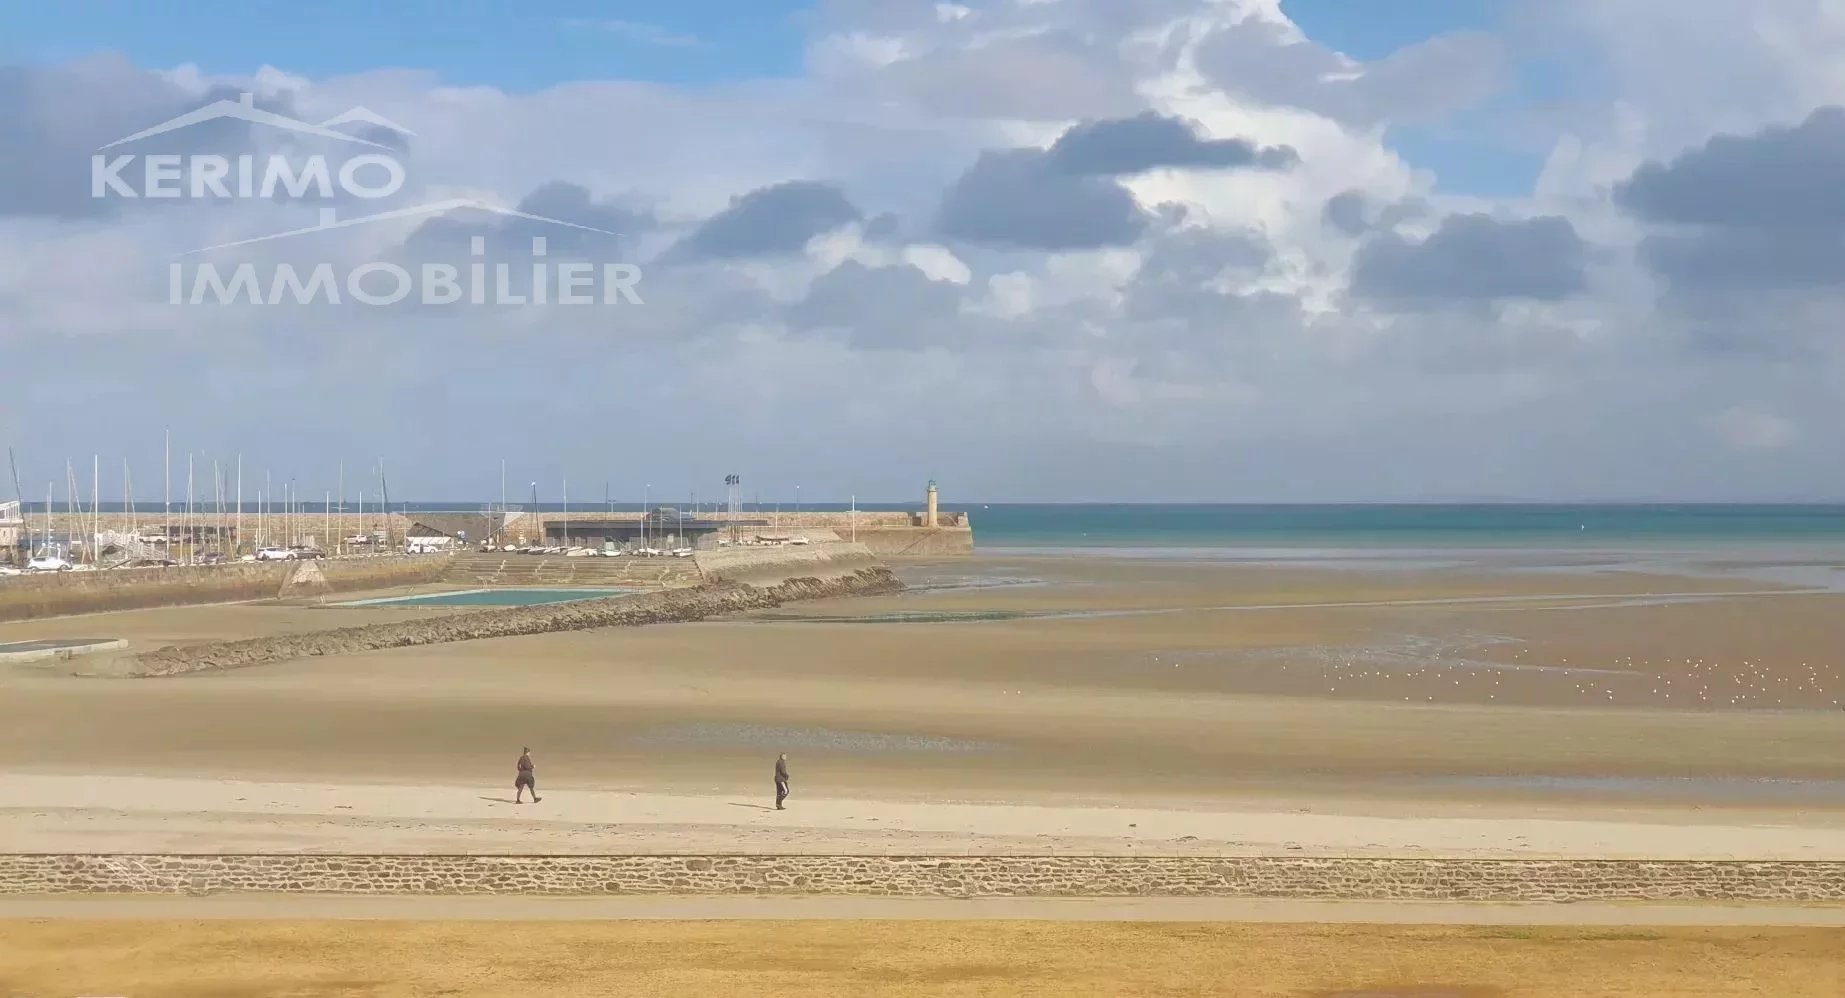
[0,0,811,89]
[1283,0,1552,197]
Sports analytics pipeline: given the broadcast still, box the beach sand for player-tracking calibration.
[2,917,1840,997]
[0,554,1841,856]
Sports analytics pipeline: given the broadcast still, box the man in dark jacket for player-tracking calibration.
[774,753,790,810]
[515,747,541,804]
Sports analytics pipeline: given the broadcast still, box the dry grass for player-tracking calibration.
[1,920,1841,997]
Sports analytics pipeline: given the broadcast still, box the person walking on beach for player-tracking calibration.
[515,747,541,804]
[774,753,790,810]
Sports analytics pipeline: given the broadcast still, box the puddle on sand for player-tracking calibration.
[895,572,1047,594]
[748,609,1047,624]
[631,722,1001,754]
[1416,774,1845,806]
[1191,634,1630,677]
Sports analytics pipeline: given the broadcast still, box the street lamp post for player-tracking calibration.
[530,482,537,547]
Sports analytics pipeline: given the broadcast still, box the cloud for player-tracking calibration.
[1351,214,1588,303]
[8,1,1845,500]
[1322,191,1373,236]
[1615,107,1845,230]
[1616,107,1845,292]
[933,113,1294,251]
[1195,20,1507,127]
[1707,406,1798,450]
[825,29,1143,121]
[935,149,1149,250]
[1046,112,1299,175]
[0,57,314,218]
[787,260,963,346]
[674,181,863,259]
[405,181,650,256]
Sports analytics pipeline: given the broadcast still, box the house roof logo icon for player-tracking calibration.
[100,92,415,150]
[183,199,626,255]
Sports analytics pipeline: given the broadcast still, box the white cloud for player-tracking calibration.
[2,0,1843,498]
[1707,406,1799,451]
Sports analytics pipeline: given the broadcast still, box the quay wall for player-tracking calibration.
[849,527,976,557]
[0,556,450,622]
[692,542,884,587]
[2,854,1842,903]
[40,510,976,557]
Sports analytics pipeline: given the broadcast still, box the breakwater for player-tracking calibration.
[0,556,449,623]
[692,543,888,586]
[2,854,1841,902]
[122,563,902,677]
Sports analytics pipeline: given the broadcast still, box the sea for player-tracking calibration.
[947,503,1845,550]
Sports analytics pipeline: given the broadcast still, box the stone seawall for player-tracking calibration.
[123,568,903,676]
[692,542,885,586]
[2,854,1841,902]
[0,556,451,622]
[850,527,976,558]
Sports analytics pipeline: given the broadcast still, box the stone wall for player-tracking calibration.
[850,527,976,557]
[692,541,886,587]
[1,854,1840,902]
[0,555,450,622]
[122,568,903,676]
[39,510,977,558]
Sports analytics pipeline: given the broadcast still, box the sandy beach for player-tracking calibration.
[4,773,1843,858]
[1,552,1842,857]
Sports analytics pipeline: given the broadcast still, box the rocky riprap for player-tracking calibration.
[2,854,1842,902]
[124,568,902,677]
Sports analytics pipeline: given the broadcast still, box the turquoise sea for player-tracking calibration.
[959,503,1845,550]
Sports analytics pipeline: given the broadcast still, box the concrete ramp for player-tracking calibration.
[278,560,333,599]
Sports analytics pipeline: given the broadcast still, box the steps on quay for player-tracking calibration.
[442,553,702,589]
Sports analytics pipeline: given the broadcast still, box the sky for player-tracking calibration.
[1,0,1842,502]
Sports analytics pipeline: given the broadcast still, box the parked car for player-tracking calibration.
[255,546,296,561]
[291,547,324,560]
[26,555,73,572]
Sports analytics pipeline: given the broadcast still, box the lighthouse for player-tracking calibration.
[925,480,939,528]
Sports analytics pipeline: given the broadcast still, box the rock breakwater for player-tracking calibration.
[122,568,901,677]
[4,854,1842,902]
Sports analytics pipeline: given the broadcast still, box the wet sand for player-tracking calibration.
[0,553,1842,855]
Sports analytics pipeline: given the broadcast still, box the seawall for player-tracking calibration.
[38,509,977,558]
[849,527,975,557]
[0,556,451,623]
[2,854,1841,903]
[692,541,885,586]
